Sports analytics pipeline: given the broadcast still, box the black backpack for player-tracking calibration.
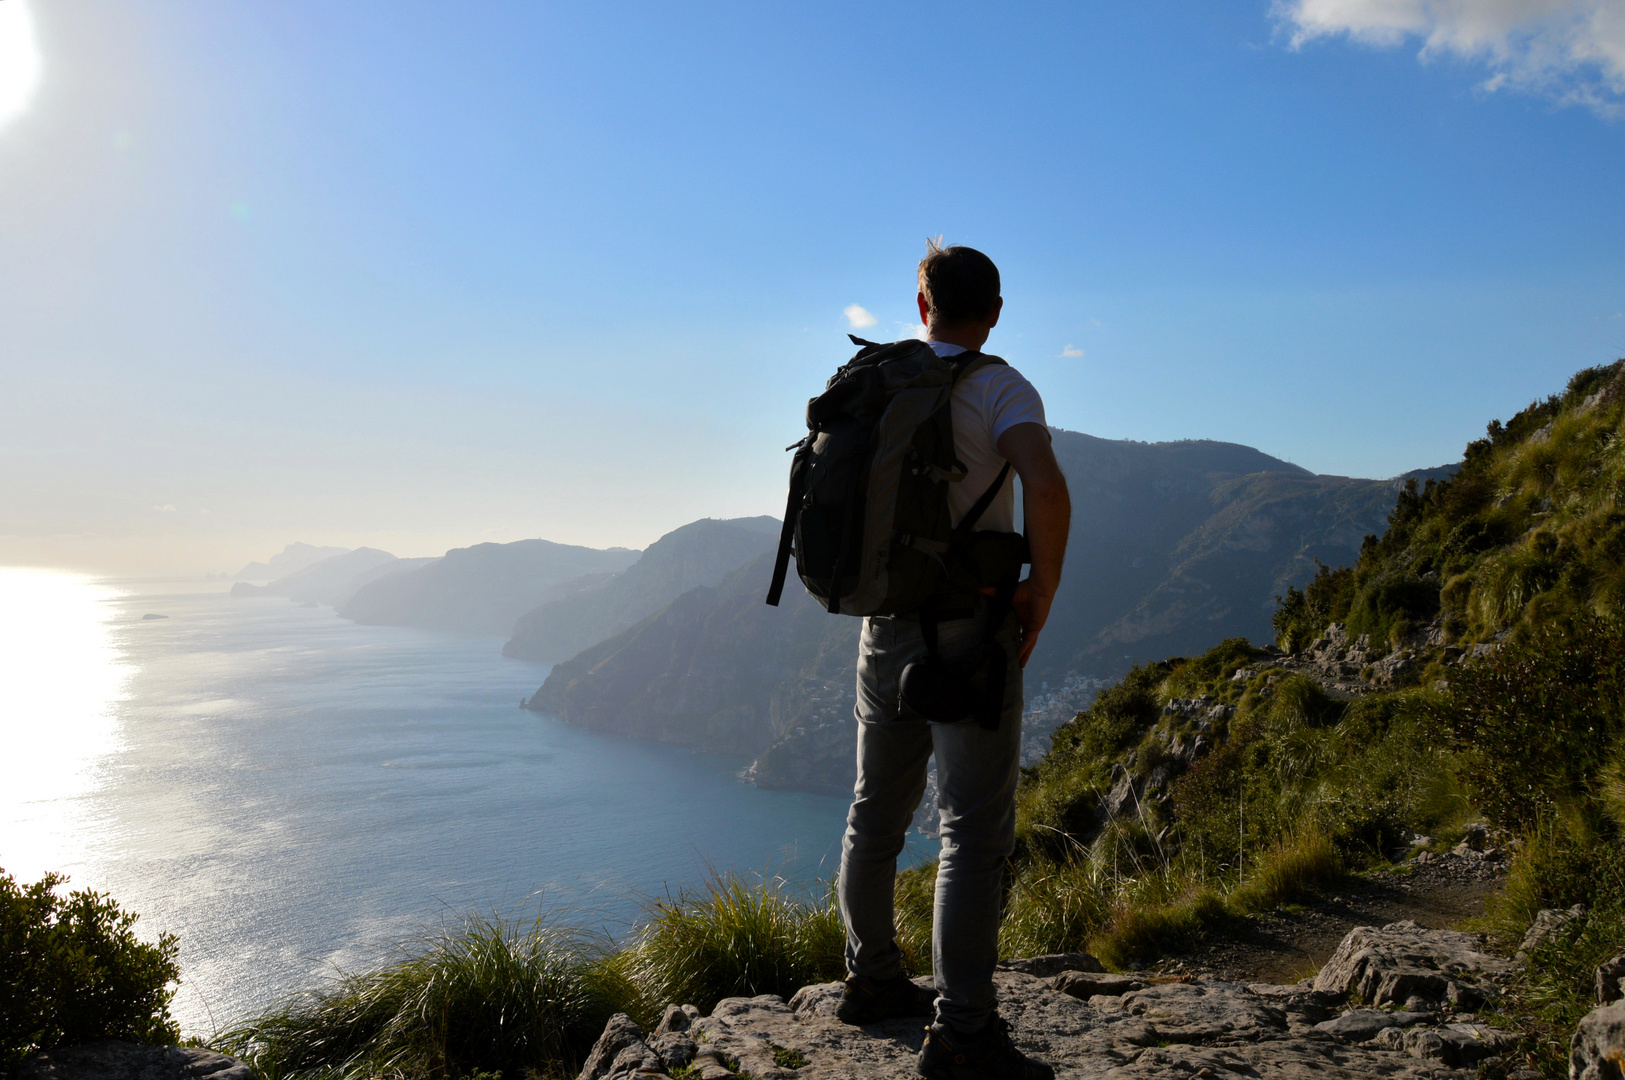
[765,336,1029,725]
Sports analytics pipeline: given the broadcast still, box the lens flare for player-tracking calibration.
[0,0,43,130]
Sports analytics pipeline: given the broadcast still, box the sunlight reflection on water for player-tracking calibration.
[0,568,129,883]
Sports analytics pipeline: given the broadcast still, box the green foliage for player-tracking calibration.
[1432,617,1625,828]
[1269,361,1625,650]
[1,868,180,1070]
[1272,563,1355,652]
[217,909,626,1080]
[617,872,844,1021]
[1228,830,1341,914]
[1478,819,1625,1078]
[892,859,936,975]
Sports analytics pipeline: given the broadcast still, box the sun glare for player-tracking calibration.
[0,568,128,882]
[0,0,43,129]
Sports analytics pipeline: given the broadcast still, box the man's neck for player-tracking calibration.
[926,325,991,352]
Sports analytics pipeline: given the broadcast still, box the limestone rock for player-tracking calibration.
[587,970,1482,1078]
[1314,1008,1432,1042]
[1000,952,1105,977]
[1049,971,1147,999]
[1517,905,1588,966]
[1573,999,1625,1080]
[15,1043,251,1080]
[1597,956,1625,1006]
[1403,1023,1516,1068]
[577,1013,651,1080]
[1090,980,1288,1042]
[1314,920,1509,1009]
[655,1004,700,1035]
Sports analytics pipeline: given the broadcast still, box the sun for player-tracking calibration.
[0,0,43,129]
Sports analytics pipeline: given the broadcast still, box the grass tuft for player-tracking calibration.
[617,871,844,1020]
[216,908,625,1080]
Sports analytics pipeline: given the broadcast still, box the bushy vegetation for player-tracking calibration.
[1274,361,1625,653]
[1,868,181,1070]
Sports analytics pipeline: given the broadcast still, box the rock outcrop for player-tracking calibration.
[576,922,1520,1079]
[1313,920,1509,1010]
[1571,999,1625,1080]
[16,1041,252,1080]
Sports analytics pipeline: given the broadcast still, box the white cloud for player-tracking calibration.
[843,304,878,329]
[153,504,176,513]
[1275,0,1625,117]
[1060,345,1085,358]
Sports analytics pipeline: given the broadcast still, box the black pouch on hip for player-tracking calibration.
[897,581,1015,730]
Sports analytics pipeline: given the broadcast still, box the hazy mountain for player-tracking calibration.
[527,551,855,758]
[231,548,436,606]
[235,542,349,582]
[502,517,780,663]
[526,427,1431,793]
[336,538,640,636]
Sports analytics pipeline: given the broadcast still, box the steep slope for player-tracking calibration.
[1029,431,1407,681]
[502,517,779,663]
[230,548,432,606]
[336,539,640,636]
[235,543,348,582]
[526,551,857,757]
[1271,359,1625,655]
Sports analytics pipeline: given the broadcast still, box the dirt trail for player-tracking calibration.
[1155,855,1507,984]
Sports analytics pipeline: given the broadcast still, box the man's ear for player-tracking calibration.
[917,291,931,327]
[986,296,1004,329]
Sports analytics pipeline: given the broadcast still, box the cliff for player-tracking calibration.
[502,517,779,663]
[528,551,855,756]
[230,548,430,606]
[336,538,640,637]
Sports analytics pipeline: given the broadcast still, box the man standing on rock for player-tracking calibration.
[835,242,1071,1080]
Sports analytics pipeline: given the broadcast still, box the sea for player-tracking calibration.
[0,569,930,1037]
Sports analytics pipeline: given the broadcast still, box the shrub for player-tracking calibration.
[1,869,180,1070]
[1479,825,1625,1077]
[1345,570,1439,648]
[1272,563,1356,652]
[217,910,625,1080]
[618,872,844,1019]
[1432,617,1625,828]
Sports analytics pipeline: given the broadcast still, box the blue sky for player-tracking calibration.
[2,0,1623,573]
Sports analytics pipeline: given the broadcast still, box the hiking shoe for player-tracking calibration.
[917,1015,1055,1080]
[834,973,936,1025]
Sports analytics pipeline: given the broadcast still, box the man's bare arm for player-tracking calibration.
[995,422,1071,668]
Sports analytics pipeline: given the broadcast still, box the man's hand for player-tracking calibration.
[1011,579,1053,668]
[994,422,1071,669]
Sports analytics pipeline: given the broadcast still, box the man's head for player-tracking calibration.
[917,239,1002,344]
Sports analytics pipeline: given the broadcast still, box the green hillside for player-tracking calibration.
[1273,360,1625,657]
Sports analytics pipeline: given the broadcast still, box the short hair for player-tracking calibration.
[917,238,1000,326]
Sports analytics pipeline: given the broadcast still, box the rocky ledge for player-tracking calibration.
[16,1042,252,1080]
[577,921,1621,1080]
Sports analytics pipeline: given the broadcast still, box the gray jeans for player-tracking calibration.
[836,607,1023,1033]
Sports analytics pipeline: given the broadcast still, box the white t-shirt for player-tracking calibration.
[929,340,1048,533]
